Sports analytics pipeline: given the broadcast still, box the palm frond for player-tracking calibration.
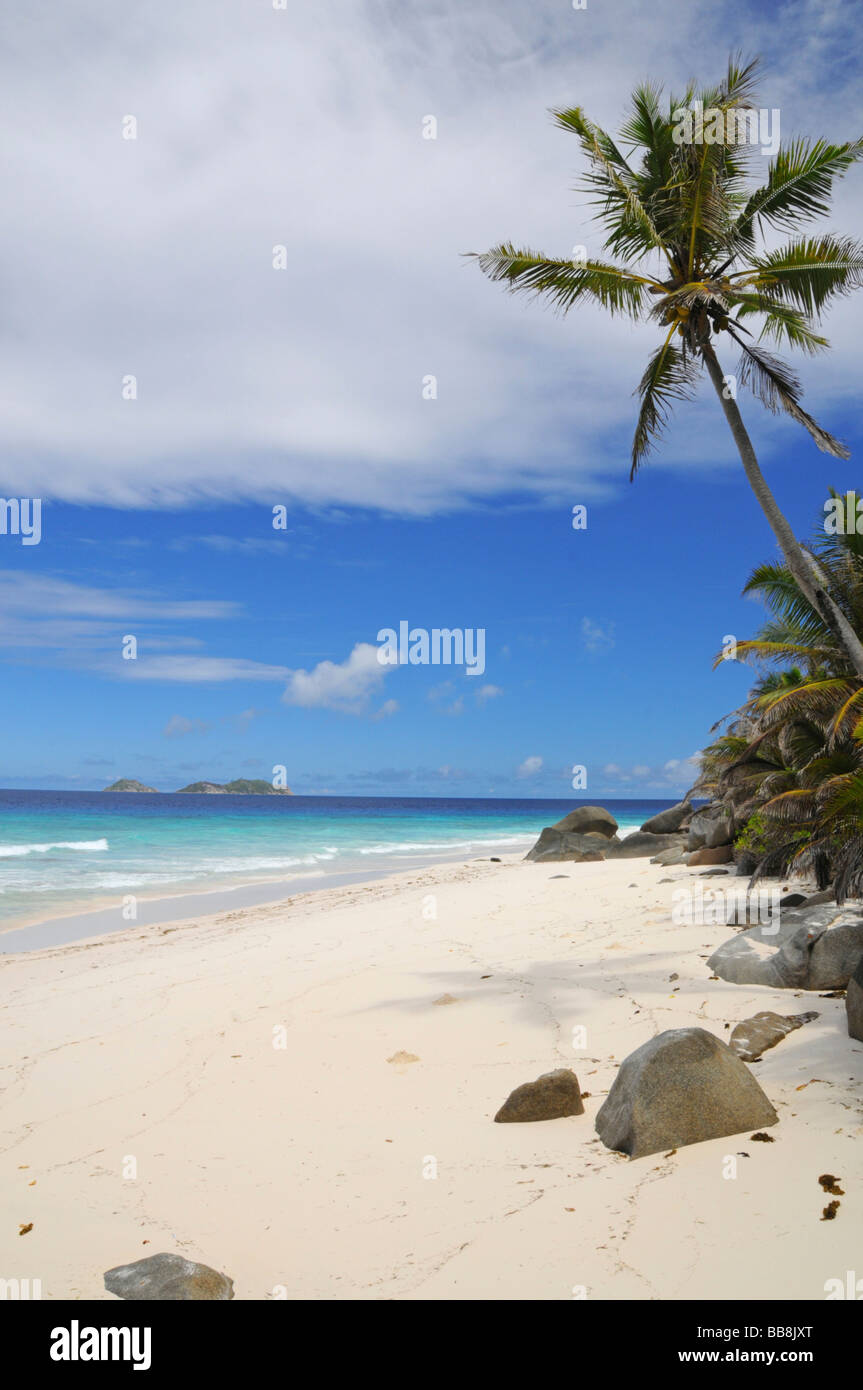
[732,137,863,253]
[730,292,828,354]
[468,245,655,316]
[738,234,863,316]
[730,333,850,457]
[630,331,701,477]
[551,107,666,261]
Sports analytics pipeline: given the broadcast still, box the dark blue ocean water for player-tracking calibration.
[0,790,678,927]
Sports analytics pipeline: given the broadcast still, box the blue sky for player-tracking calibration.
[2,0,862,796]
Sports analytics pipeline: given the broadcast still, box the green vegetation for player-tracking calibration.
[103,779,159,793]
[175,779,292,795]
[701,501,863,899]
[223,779,291,795]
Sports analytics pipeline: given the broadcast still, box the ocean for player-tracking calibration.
[0,790,680,938]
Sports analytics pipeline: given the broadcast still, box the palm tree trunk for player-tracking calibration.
[701,339,863,680]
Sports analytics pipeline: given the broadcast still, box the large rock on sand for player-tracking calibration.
[651,843,689,866]
[525,829,613,863]
[605,832,685,860]
[494,1068,584,1122]
[688,804,735,851]
[729,1010,818,1062]
[688,845,733,866]
[595,1027,777,1159]
[708,903,863,991]
[847,955,863,1042]
[551,806,618,838]
[104,1253,234,1300]
[641,799,692,835]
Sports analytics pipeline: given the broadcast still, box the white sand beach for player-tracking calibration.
[1,855,861,1301]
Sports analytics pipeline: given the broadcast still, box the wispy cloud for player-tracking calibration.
[602,754,701,788]
[0,572,237,622]
[517,755,543,778]
[162,714,211,737]
[580,618,615,654]
[372,698,399,720]
[122,656,292,683]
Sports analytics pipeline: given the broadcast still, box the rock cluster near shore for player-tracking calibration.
[517,799,863,1156]
[523,797,758,869]
[524,799,699,864]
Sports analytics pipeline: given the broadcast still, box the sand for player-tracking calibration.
[1,854,861,1300]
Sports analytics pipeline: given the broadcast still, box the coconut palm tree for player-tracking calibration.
[470,56,863,676]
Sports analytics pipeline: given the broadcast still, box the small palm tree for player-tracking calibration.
[471,56,863,676]
[699,504,863,891]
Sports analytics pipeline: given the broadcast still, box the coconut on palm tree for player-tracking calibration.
[470,55,863,676]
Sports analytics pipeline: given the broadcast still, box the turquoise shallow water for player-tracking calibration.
[0,791,675,929]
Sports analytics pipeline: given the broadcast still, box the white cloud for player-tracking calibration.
[602,754,702,787]
[282,642,389,713]
[476,683,503,704]
[3,2,857,511]
[581,618,615,653]
[0,571,237,622]
[517,755,543,778]
[372,698,399,720]
[234,707,263,727]
[124,656,291,682]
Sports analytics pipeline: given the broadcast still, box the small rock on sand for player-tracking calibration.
[494,1068,584,1123]
[729,1010,818,1062]
[688,846,733,866]
[104,1253,234,1301]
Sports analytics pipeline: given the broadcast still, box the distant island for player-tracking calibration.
[176,780,293,795]
[103,778,293,795]
[103,779,159,793]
